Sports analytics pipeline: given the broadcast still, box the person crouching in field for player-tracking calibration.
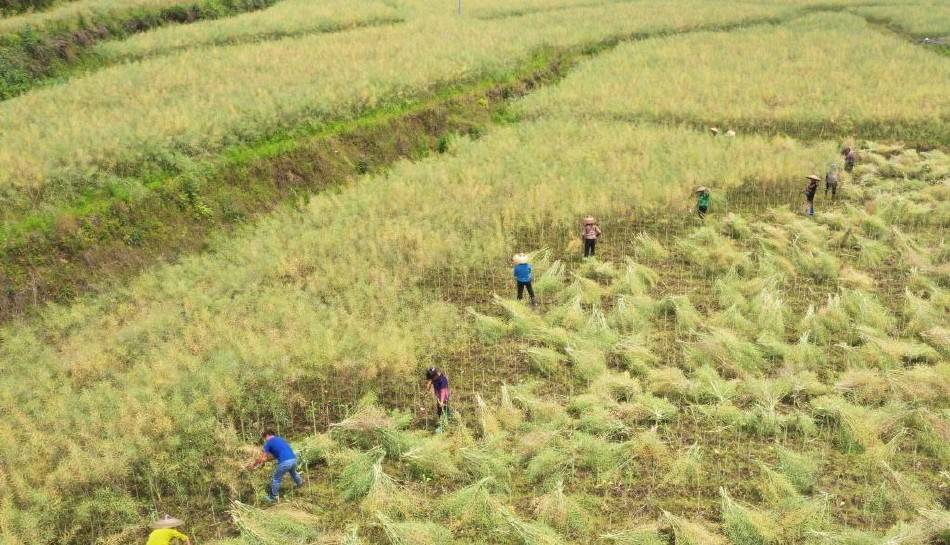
[695,186,710,218]
[582,216,602,258]
[825,163,840,198]
[426,367,451,424]
[247,431,304,502]
[513,253,536,306]
[804,175,820,216]
[146,515,191,545]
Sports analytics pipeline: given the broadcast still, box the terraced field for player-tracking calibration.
[0,1,947,544]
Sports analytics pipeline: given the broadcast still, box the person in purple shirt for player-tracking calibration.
[247,431,304,502]
[426,367,451,421]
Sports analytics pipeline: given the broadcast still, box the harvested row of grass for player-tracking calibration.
[849,2,950,38]
[0,0,799,211]
[516,12,950,144]
[0,0,278,99]
[94,0,403,63]
[0,123,832,544]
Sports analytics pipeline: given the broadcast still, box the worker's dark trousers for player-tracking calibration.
[698,205,708,218]
[826,184,837,198]
[517,281,535,300]
[583,238,597,257]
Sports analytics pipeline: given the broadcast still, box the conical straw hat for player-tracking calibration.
[695,186,708,193]
[513,253,529,264]
[152,516,184,529]
[583,216,596,224]
[806,175,820,182]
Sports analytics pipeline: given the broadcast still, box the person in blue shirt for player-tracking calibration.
[247,431,304,502]
[512,253,536,306]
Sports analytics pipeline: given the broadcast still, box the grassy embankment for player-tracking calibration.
[0,1,803,319]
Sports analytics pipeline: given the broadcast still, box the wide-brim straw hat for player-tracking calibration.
[513,253,529,264]
[152,516,184,529]
[806,175,820,182]
[583,215,596,224]
[709,127,720,134]
[695,186,708,193]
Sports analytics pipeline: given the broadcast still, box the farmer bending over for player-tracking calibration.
[247,431,304,502]
[804,175,820,216]
[825,163,840,198]
[695,186,710,218]
[146,515,190,545]
[842,147,856,173]
[426,367,451,420]
[582,216,602,258]
[513,253,536,305]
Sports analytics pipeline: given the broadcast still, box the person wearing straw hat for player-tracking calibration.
[695,186,711,218]
[825,163,840,198]
[512,253,536,306]
[804,174,820,216]
[146,515,191,545]
[581,216,602,258]
[247,430,304,502]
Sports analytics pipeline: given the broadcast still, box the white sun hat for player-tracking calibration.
[152,516,184,529]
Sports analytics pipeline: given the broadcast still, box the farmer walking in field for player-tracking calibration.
[426,367,451,430]
[842,147,856,173]
[247,431,305,502]
[146,515,191,545]
[825,163,840,198]
[804,175,820,216]
[513,253,537,306]
[695,186,711,218]
[582,216,602,258]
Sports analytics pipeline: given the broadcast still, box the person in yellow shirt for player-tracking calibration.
[146,515,191,545]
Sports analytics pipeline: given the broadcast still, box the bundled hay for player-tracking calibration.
[375,513,451,545]
[749,288,786,338]
[533,480,591,536]
[572,431,623,481]
[439,478,508,530]
[685,328,765,378]
[720,212,754,240]
[601,525,667,545]
[360,458,416,516]
[524,346,568,376]
[565,274,607,307]
[634,232,670,261]
[337,447,386,501]
[617,393,678,424]
[475,393,500,439]
[613,332,658,375]
[459,441,514,485]
[578,309,622,350]
[509,383,569,425]
[709,305,757,340]
[775,446,818,495]
[719,488,780,545]
[497,384,525,431]
[655,295,703,334]
[677,226,751,276]
[231,501,322,545]
[617,428,670,474]
[294,433,337,471]
[664,443,704,488]
[838,266,876,290]
[646,367,691,400]
[330,394,396,435]
[790,246,839,283]
[499,509,566,545]
[526,444,573,487]
[566,346,608,382]
[535,259,566,297]
[755,462,801,507]
[662,511,727,545]
[468,308,513,344]
[590,371,642,403]
[920,326,950,356]
[546,296,588,331]
[689,365,738,403]
[402,435,462,480]
[835,368,892,406]
[613,259,660,296]
[609,295,655,334]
